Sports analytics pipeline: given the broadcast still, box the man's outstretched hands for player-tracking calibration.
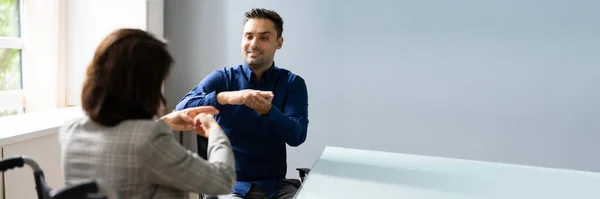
[217,89,274,114]
[242,92,273,114]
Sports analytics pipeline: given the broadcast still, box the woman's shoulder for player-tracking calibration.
[118,119,171,133]
[59,117,172,136]
[58,117,174,149]
[59,116,88,135]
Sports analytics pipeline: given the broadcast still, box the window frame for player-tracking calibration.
[0,0,26,116]
[0,37,24,49]
[0,0,66,118]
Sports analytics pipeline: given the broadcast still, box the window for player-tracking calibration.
[0,0,23,117]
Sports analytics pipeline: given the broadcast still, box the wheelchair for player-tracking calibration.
[0,156,118,199]
[201,168,311,199]
[190,136,311,198]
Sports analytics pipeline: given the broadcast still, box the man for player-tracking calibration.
[175,8,309,199]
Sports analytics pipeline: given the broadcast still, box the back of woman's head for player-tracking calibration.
[81,28,173,126]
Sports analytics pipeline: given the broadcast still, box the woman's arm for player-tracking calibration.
[143,121,235,195]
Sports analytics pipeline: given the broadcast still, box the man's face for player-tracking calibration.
[241,18,283,69]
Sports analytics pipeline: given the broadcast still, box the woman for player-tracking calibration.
[59,28,235,199]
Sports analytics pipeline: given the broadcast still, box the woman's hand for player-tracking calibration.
[193,113,221,137]
[160,106,219,131]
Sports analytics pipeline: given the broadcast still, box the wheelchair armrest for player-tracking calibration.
[296,168,311,178]
[51,179,118,199]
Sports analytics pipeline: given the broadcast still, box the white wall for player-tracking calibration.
[20,0,62,112]
[65,0,154,106]
[165,0,600,178]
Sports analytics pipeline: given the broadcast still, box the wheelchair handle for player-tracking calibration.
[0,156,42,172]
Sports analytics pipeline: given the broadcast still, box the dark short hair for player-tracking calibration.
[81,28,173,127]
[243,8,284,38]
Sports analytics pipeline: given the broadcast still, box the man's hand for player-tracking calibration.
[217,89,273,105]
[217,89,252,105]
[216,89,273,114]
[242,92,273,115]
[160,106,219,131]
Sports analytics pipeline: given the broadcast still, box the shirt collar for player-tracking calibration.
[242,61,279,81]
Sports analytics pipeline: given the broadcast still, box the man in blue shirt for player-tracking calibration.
[175,8,309,199]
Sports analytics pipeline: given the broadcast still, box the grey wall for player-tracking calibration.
[165,0,600,178]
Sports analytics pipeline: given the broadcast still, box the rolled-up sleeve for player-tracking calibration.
[175,70,226,111]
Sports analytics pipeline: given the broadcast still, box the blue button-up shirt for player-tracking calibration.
[175,62,309,198]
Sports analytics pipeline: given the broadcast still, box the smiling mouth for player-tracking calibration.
[248,51,262,57]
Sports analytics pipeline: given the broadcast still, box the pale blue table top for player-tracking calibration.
[294,146,600,199]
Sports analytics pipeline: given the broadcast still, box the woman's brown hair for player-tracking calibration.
[81,28,173,126]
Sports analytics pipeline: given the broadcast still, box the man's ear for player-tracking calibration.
[277,36,284,49]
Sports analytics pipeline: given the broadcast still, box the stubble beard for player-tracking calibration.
[246,57,270,71]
